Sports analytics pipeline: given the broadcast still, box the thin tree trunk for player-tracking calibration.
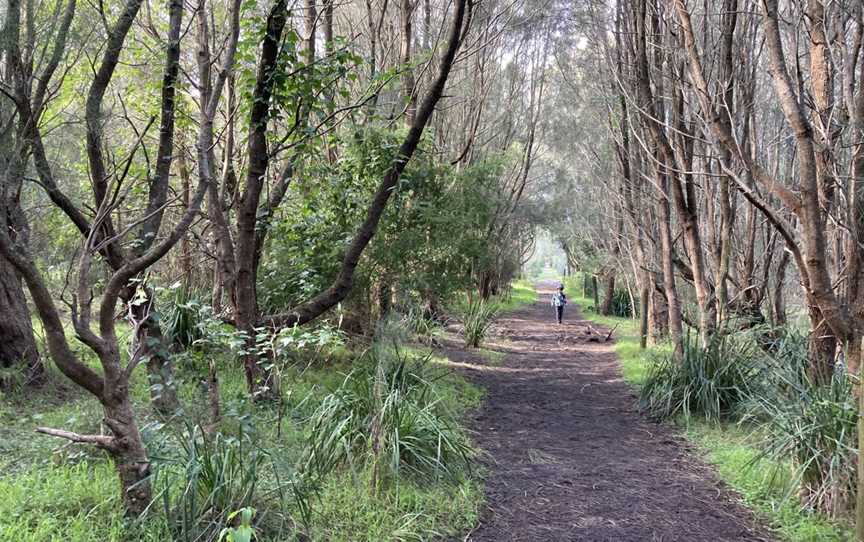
[639,284,649,349]
[771,251,789,326]
[657,169,684,358]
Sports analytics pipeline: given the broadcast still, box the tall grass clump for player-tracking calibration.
[639,331,761,422]
[608,288,632,318]
[303,345,473,490]
[745,329,857,518]
[161,287,206,349]
[154,425,275,542]
[401,305,445,346]
[461,299,499,348]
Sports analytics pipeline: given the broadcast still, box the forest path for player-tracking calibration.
[450,280,772,542]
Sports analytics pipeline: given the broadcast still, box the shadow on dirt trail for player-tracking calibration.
[446,280,772,542]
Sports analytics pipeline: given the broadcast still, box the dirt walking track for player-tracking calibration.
[447,280,772,542]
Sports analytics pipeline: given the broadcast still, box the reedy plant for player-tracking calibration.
[302,345,473,491]
[154,425,263,542]
[461,299,499,348]
[744,328,857,518]
[639,331,761,422]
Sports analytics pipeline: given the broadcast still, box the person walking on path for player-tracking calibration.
[551,284,567,324]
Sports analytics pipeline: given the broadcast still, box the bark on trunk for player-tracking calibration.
[657,172,684,358]
[103,393,152,516]
[600,274,615,316]
[771,251,789,326]
[0,254,43,385]
[639,284,649,349]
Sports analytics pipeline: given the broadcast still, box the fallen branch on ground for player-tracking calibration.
[35,426,116,451]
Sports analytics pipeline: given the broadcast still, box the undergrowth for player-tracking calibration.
[0,312,483,541]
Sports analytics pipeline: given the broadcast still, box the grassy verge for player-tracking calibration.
[560,275,852,542]
[0,340,483,541]
[497,279,537,313]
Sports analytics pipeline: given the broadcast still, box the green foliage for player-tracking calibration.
[687,422,851,541]
[303,345,473,486]
[161,286,206,349]
[155,425,266,542]
[219,508,258,542]
[607,288,632,318]
[306,469,482,541]
[460,299,500,348]
[258,125,520,318]
[0,462,170,541]
[394,306,444,346]
[0,339,482,541]
[744,330,857,518]
[639,332,761,422]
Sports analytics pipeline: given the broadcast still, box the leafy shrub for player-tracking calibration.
[639,331,761,421]
[302,346,472,488]
[744,329,857,518]
[460,299,499,348]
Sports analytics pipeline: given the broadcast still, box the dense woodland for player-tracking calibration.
[2,0,864,539]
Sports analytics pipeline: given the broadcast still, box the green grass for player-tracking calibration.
[0,340,484,541]
[309,469,482,541]
[563,274,854,541]
[496,279,537,313]
[685,422,850,541]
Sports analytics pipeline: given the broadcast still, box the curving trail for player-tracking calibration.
[449,280,772,542]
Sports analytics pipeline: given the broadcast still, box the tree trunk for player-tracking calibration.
[600,274,615,316]
[0,254,43,386]
[400,0,416,123]
[771,251,789,326]
[806,300,837,384]
[657,172,684,358]
[638,283,649,349]
[103,392,152,516]
[1,116,43,387]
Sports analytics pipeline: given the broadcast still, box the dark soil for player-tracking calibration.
[448,281,773,542]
